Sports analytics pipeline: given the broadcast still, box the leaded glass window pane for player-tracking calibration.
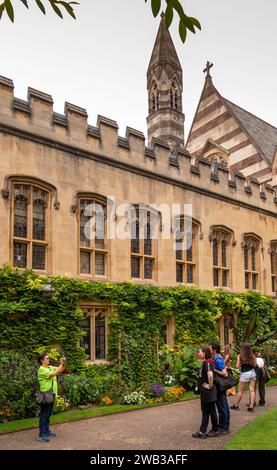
[95,313,106,360]
[14,196,28,238]
[186,231,193,262]
[33,200,46,240]
[80,210,90,248]
[222,270,228,287]
[224,317,229,346]
[80,317,91,359]
[144,226,152,255]
[176,263,183,282]
[271,253,275,274]
[32,245,45,270]
[131,220,140,254]
[252,273,258,290]
[13,242,27,268]
[95,252,105,275]
[213,239,218,266]
[131,256,140,278]
[176,239,183,260]
[80,251,90,274]
[222,240,227,267]
[245,272,250,289]
[251,246,256,271]
[213,269,219,287]
[187,264,193,283]
[144,258,153,279]
[244,245,249,270]
[95,209,105,249]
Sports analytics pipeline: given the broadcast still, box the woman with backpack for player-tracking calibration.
[192,346,219,439]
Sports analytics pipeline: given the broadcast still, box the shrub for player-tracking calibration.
[259,342,277,371]
[83,364,130,402]
[162,345,201,389]
[0,349,40,419]
[61,374,99,407]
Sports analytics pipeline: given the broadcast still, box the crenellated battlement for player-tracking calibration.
[0,75,276,215]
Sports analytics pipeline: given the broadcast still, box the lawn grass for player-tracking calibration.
[225,406,277,450]
[0,391,196,435]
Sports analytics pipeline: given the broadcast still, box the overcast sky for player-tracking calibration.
[0,0,276,144]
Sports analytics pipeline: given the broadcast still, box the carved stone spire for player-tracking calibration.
[147,13,185,149]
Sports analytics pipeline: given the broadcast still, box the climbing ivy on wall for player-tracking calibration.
[0,264,276,386]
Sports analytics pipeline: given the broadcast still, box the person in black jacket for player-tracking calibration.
[192,346,219,439]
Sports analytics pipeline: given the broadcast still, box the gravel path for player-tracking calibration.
[0,386,276,450]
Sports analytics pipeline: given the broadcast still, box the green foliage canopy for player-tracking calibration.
[0,1,201,43]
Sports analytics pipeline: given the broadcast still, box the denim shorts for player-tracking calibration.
[240,369,256,382]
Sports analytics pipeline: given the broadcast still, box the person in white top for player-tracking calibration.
[248,352,266,407]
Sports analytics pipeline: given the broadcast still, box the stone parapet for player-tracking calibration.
[0,76,276,215]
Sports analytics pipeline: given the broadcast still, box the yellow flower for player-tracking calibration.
[102,396,113,406]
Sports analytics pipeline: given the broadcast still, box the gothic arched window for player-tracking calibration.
[80,306,110,362]
[79,197,108,276]
[270,241,277,293]
[175,218,198,284]
[211,228,231,288]
[12,183,49,270]
[131,206,157,280]
[243,235,261,290]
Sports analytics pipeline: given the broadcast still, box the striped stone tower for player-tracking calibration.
[147,13,185,149]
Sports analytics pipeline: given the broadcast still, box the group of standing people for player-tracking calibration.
[193,341,268,439]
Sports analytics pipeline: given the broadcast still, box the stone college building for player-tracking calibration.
[0,15,277,358]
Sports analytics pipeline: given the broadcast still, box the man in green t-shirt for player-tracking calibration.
[37,353,66,442]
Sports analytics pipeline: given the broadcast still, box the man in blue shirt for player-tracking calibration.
[209,341,230,434]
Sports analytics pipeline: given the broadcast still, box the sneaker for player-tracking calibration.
[206,430,220,437]
[192,431,207,439]
[259,402,265,406]
[46,431,56,438]
[38,436,49,442]
[247,407,254,412]
[218,428,228,435]
[230,404,239,410]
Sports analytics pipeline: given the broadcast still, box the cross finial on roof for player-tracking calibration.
[203,61,214,78]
